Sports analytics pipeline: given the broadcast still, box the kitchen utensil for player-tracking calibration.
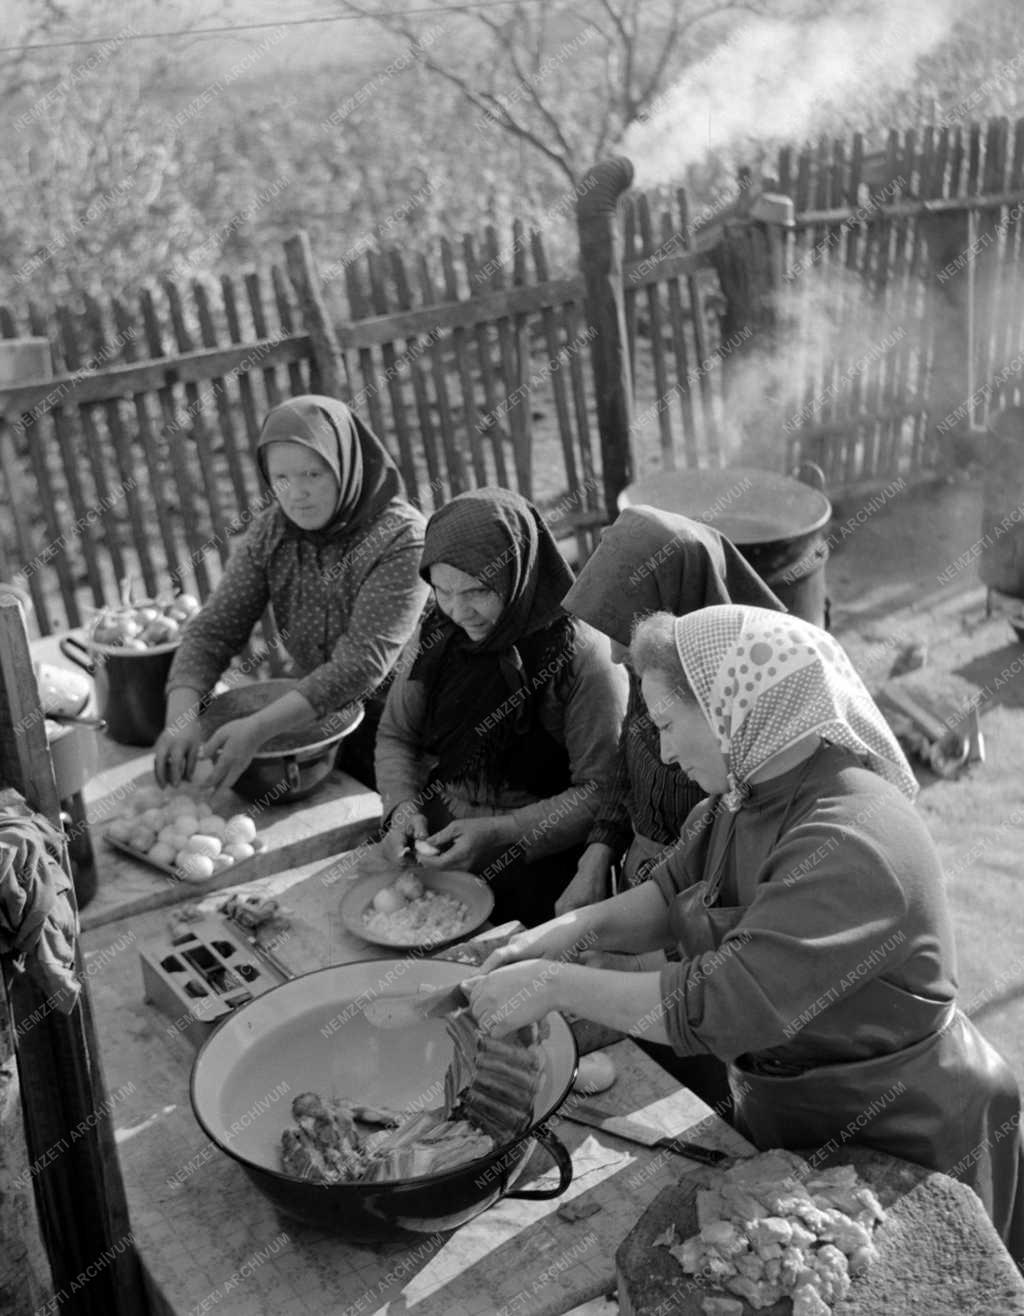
[60,632,179,746]
[44,719,101,798]
[561,1097,729,1166]
[361,982,468,1029]
[339,867,494,952]
[190,958,577,1237]
[199,679,363,804]
[142,915,288,1048]
[35,660,93,717]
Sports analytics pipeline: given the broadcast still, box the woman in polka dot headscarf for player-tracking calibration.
[466,605,1024,1265]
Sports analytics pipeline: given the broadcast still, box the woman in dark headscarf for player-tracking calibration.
[375,487,627,927]
[557,505,784,913]
[156,395,428,791]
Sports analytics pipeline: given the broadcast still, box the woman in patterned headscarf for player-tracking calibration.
[375,487,627,927]
[157,395,429,791]
[467,605,1024,1264]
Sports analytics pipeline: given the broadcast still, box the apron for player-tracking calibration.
[616,831,667,891]
[666,880,1024,1264]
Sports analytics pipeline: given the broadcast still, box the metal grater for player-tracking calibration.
[140,914,288,1049]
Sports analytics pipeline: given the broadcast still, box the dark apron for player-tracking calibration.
[668,880,1024,1265]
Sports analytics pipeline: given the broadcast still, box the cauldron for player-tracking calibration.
[619,466,832,627]
[190,958,577,1239]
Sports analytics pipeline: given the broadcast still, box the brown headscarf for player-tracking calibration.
[256,395,405,540]
[412,488,576,798]
[563,505,784,644]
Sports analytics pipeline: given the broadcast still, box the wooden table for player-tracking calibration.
[31,633,383,930]
[81,854,751,1316]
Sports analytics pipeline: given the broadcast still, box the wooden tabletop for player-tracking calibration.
[81,854,751,1316]
[31,633,383,931]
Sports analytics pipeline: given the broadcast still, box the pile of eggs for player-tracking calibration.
[105,783,262,883]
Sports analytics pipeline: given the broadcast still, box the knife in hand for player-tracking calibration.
[560,1097,729,1167]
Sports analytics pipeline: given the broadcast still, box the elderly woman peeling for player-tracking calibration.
[156,395,428,791]
[467,605,1024,1263]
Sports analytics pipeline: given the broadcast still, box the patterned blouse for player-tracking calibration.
[167,497,428,718]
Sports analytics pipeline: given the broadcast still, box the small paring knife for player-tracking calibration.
[560,1097,730,1167]
[361,983,468,1030]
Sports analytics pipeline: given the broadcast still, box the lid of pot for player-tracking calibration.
[618,466,832,544]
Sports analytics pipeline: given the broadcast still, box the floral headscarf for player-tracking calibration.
[673,605,918,810]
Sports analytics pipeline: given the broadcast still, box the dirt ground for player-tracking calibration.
[826,472,1024,1084]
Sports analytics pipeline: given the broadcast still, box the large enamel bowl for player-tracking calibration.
[190,958,577,1239]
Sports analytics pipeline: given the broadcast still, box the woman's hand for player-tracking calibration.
[554,842,615,916]
[418,816,518,872]
[462,960,561,1037]
[381,807,430,863]
[154,720,205,788]
[479,911,599,973]
[201,715,267,792]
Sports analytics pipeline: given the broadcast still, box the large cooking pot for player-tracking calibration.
[199,680,364,804]
[619,466,833,627]
[190,958,577,1239]
[59,633,179,746]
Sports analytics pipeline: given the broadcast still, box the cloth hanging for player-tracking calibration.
[0,803,79,1013]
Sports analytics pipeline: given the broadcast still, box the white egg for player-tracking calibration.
[182,834,222,858]
[147,841,177,867]
[572,1050,617,1095]
[224,814,256,845]
[223,842,255,861]
[372,886,404,914]
[176,851,216,882]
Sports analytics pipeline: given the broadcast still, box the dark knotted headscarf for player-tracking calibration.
[256,394,405,541]
[411,488,576,798]
[563,505,784,644]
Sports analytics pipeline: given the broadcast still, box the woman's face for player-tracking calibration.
[430,563,504,641]
[264,441,337,530]
[641,669,729,794]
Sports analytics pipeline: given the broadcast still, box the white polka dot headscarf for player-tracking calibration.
[673,605,918,811]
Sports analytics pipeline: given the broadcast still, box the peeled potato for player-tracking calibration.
[174,815,201,838]
[107,818,134,844]
[129,826,156,853]
[183,834,222,858]
[176,851,215,881]
[223,842,255,862]
[372,886,404,914]
[139,807,167,830]
[224,814,256,845]
[195,800,214,818]
[168,797,197,818]
[573,1051,617,1095]
[395,873,424,900]
[200,816,228,840]
[147,841,177,867]
[133,785,166,812]
[414,839,440,857]
[211,854,235,873]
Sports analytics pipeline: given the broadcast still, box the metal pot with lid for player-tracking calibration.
[199,679,363,804]
[618,464,833,627]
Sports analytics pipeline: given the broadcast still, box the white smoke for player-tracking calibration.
[625,0,960,186]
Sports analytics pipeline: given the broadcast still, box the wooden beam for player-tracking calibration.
[284,232,352,402]
[0,334,312,417]
[793,187,1024,227]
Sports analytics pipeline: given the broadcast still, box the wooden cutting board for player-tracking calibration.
[616,1145,1024,1315]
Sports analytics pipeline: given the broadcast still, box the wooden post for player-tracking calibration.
[284,231,353,403]
[577,157,636,519]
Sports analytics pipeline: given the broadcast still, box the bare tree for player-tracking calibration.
[334,0,780,184]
